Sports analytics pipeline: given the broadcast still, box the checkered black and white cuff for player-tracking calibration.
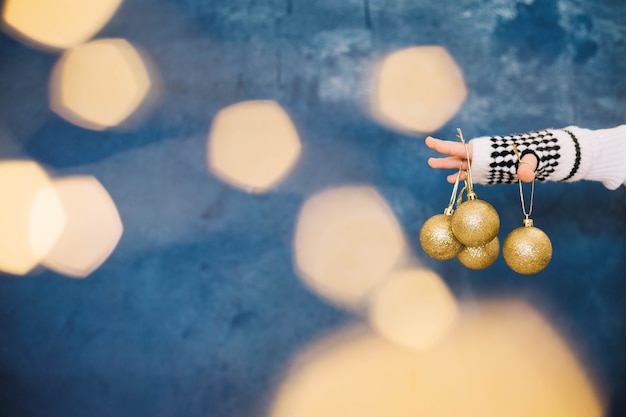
[469,126,593,185]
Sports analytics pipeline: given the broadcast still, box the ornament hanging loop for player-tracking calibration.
[444,167,463,215]
[456,128,475,197]
[513,143,534,225]
[456,180,469,208]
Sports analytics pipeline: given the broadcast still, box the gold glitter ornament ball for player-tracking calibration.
[503,223,552,275]
[457,236,500,270]
[451,196,500,247]
[420,213,464,260]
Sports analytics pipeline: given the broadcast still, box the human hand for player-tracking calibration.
[425,136,538,184]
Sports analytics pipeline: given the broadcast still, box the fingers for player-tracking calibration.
[425,136,470,184]
[447,170,467,184]
[425,136,473,159]
[427,156,468,170]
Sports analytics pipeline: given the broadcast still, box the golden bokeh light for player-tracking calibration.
[0,160,63,276]
[207,100,302,193]
[368,268,457,350]
[293,186,407,310]
[270,300,603,417]
[30,184,67,261]
[372,46,467,134]
[49,39,154,131]
[1,0,122,50]
[39,176,123,278]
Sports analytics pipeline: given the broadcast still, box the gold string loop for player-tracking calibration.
[456,128,474,196]
[512,144,534,222]
[444,167,463,215]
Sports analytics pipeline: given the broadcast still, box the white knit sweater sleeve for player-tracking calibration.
[572,125,626,189]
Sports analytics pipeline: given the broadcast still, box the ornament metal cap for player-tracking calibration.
[523,218,533,227]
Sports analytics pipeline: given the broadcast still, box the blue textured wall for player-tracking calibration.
[0,0,625,416]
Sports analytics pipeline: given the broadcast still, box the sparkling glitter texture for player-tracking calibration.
[419,213,464,260]
[503,225,552,275]
[451,198,500,247]
[457,236,500,270]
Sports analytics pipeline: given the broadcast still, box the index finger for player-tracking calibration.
[425,136,472,160]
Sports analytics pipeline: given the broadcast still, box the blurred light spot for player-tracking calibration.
[40,176,123,278]
[1,0,122,50]
[30,185,66,260]
[293,186,407,310]
[208,100,302,193]
[270,300,603,417]
[371,46,467,134]
[49,39,154,131]
[0,160,63,275]
[368,268,457,350]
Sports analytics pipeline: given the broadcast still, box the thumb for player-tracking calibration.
[517,153,538,182]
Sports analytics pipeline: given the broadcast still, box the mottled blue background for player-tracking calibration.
[0,0,625,416]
